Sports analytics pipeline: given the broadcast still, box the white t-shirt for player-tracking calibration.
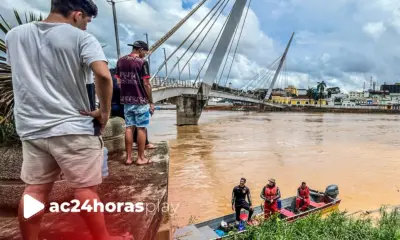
[5,22,107,140]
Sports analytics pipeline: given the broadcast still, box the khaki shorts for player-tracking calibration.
[21,135,104,188]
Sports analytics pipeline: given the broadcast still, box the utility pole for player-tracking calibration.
[144,33,150,73]
[177,57,181,81]
[108,0,121,59]
[188,62,191,80]
[163,48,168,77]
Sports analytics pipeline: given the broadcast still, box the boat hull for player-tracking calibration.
[174,191,341,240]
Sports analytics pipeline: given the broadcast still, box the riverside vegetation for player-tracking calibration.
[222,208,400,240]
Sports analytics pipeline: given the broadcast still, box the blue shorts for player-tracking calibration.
[124,104,150,128]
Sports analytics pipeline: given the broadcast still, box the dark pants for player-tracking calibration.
[235,202,253,221]
[112,104,150,145]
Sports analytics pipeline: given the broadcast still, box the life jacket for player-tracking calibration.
[298,186,310,199]
[264,186,277,200]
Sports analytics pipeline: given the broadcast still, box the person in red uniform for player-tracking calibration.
[296,182,310,212]
[260,178,281,219]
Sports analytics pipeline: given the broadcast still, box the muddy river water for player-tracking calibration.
[148,110,400,227]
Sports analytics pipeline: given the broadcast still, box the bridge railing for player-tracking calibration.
[151,76,200,88]
[150,77,262,100]
[211,88,262,100]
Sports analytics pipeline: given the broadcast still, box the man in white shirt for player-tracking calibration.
[5,0,130,239]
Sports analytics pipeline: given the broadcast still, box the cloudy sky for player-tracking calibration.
[1,0,400,93]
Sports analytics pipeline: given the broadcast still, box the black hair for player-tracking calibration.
[240,178,246,182]
[132,46,141,52]
[51,0,98,18]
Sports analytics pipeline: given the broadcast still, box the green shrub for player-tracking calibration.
[226,208,400,240]
[0,118,19,146]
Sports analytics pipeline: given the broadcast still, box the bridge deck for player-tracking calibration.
[151,85,284,108]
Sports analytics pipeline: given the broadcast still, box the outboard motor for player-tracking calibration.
[325,184,339,199]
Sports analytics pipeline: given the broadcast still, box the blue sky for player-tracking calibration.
[1,0,400,93]
[182,0,196,9]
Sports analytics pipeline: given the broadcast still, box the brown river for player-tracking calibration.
[148,110,400,227]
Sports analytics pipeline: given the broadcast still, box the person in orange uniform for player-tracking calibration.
[260,178,281,218]
[296,182,310,212]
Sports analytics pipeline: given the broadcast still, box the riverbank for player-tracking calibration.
[205,105,400,114]
[157,103,400,114]
[282,105,400,114]
[223,209,400,240]
[204,105,259,111]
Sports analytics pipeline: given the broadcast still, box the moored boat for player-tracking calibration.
[173,184,341,240]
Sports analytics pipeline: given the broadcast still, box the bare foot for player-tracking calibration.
[125,158,134,165]
[135,158,153,166]
[145,143,156,149]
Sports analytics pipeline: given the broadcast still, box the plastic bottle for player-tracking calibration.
[238,220,246,231]
[102,147,109,177]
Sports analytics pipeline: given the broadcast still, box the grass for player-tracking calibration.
[224,208,400,240]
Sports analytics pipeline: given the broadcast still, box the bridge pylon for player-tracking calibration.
[170,0,248,125]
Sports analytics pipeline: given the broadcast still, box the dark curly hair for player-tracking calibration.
[51,0,98,18]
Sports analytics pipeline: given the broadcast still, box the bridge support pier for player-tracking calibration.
[259,104,266,112]
[170,95,207,126]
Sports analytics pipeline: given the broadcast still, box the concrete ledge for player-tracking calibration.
[103,117,125,139]
[0,144,23,180]
[0,141,169,240]
[156,221,173,240]
[104,134,125,154]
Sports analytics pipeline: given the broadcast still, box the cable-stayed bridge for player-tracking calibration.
[144,0,294,125]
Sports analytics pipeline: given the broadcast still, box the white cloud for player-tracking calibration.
[1,0,400,93]
[363,22,386,40]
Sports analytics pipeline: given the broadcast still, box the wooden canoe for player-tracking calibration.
[173,186,341,240]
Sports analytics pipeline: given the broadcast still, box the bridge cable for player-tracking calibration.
[256,65,277,91]
[239,70,272,97]
[277,54,288,97]
[160,0,227,83]
[285,59,290,89]
[241,68,268,89]
[149,0,223,83]
[223,0,252,88]
[238,67,273,97]
[283,57,288,90]
[240,67,274,98]
[268,53,288,99]
[240,54,281,92]
[238,54,282,96]
[192,0,235,86]
[251,59,281,97]
[215,9,241,87]
[146,0,209,57]
[238,68,269,93]
[257,54,286,92]
[178,0,231,79]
